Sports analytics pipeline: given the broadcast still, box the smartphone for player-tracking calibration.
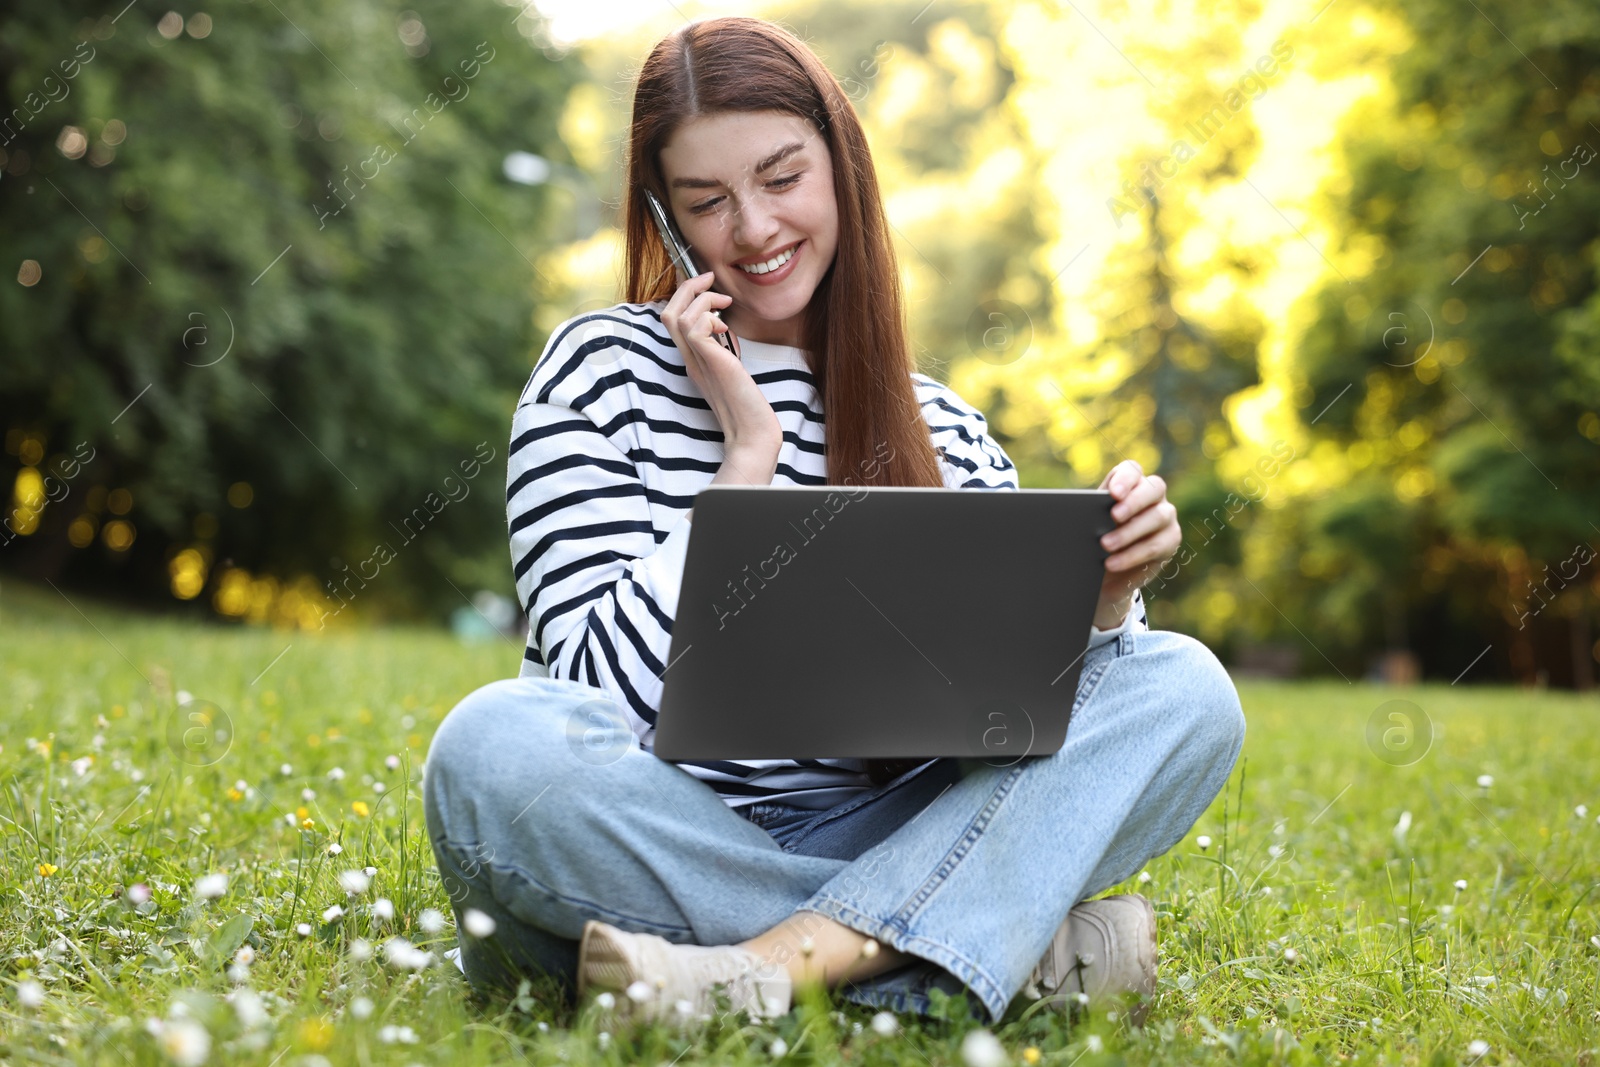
[645,189,739,356]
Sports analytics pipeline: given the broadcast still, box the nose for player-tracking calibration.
[731,196,780,253]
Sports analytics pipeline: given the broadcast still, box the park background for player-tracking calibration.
[5,0,1599,688]
[3,3,1600,1066]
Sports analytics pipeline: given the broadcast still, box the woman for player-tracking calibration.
[423,15,1244,1029]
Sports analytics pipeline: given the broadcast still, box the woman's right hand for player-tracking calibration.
[662,269,782,488]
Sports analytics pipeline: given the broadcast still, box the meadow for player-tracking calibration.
[2,579,1596,1066]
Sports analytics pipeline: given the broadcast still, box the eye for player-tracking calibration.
[688,174,801,215]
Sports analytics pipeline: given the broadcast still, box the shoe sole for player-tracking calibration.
[1109,893,1156,1026]
[577,919,638,996]
[1104,894,1157,983]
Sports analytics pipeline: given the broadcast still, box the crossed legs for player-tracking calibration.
[423,629,1244,1021]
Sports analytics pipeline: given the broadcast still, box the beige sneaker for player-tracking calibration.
[577,919,792,1023]
[1023,893,1157,1025]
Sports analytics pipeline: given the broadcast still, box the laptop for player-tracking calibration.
[650,485,1115,763]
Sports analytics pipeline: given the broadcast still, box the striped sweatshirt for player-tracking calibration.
[507,299,1148,809]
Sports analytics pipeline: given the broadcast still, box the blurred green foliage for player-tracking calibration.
[3,0,1597,687]
[1,0,579,619]
[1285,0,1600,683]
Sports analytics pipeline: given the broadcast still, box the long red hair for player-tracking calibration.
[621,16,944,489]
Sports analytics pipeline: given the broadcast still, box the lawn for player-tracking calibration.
[2,578,1597,1066]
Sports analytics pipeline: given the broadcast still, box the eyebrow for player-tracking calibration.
[669,140,807,190]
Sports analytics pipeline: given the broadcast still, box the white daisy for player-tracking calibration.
[231,988,267,1028]
[961,1028,1007,1067]
[1393,811,1412,843]
[463,909,496,938]
[381,937,432,971]
[156,1017,211,1067]
[194,873,228,901]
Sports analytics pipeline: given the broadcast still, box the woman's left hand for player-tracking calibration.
[1094,459,1180,630]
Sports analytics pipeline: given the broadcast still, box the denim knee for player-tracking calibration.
[426,678,535,799]
[425,678,561,848]
[1150,630,1246,759]
[424,675,620,801]
[422,682,592,1002]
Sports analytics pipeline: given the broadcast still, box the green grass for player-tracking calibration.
[3,577,1598,1066]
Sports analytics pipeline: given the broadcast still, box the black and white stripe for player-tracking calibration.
[506,299,1145,809]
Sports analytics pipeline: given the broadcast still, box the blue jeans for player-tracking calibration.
[422,628,1245,1024]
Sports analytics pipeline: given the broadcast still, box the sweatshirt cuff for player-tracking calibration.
[1087,604,1137,650]
[631,514,694,619]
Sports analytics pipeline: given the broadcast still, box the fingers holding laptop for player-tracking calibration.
[1094,459,1180,628]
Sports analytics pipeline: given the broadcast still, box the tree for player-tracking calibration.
[1290,0,1600,684]
[0,0,583,624]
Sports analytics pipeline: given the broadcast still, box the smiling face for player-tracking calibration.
[657,109,839,348]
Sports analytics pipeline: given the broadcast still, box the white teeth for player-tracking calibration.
[736,244,796,275]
